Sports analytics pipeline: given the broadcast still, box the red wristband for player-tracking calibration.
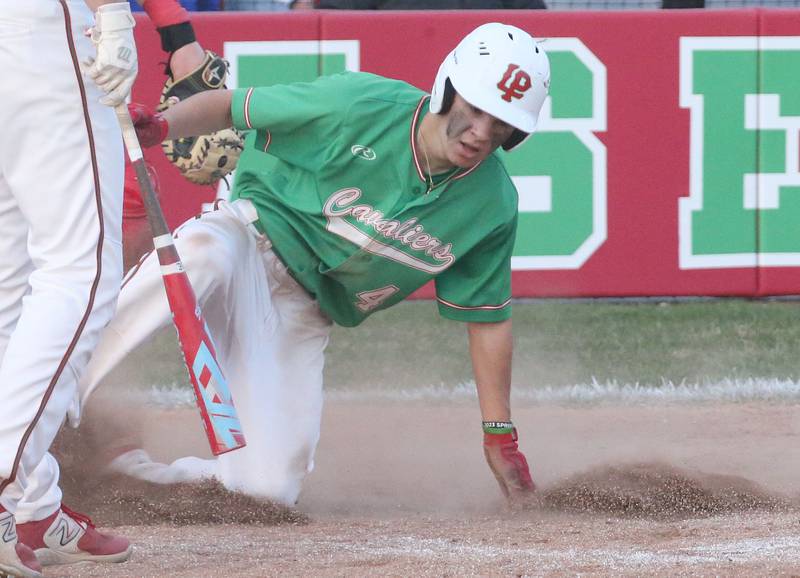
[141,0,189,28]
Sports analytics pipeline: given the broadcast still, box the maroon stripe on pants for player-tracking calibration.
[0,0,108,495]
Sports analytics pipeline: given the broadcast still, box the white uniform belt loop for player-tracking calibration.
[229,199,272,250]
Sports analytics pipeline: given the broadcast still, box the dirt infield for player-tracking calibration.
[49,399,800,577]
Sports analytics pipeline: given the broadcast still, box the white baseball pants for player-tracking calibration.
[0,0,124,521]
[83,200,331,506]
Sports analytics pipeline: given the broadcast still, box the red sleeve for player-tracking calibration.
[140,0,189,28]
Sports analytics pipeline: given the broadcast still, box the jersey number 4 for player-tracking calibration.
[355,285,400,312]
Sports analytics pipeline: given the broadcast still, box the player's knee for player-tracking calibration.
[227,474,303,507]
[218,446,313,506]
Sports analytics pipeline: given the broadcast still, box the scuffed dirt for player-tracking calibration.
[46,399,800,577]
[52,403,305,528]
[540,462,789,519]
[58,474,307,528]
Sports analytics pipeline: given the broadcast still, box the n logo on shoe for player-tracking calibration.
[48,516,82,548]
[0,516,16,543]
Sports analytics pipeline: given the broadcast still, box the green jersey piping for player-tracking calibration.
[437,295,512,311]
[242,87,273,153]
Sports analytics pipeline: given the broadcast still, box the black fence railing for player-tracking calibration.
[131,0,800,10]
[547,0,798,8]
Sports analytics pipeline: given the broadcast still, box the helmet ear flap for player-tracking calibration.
[439,79,456,115]
[503,129,529,151]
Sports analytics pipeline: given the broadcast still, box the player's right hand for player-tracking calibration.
[83,2,138,106]
[128,103,169,147]
[483,427,537,506]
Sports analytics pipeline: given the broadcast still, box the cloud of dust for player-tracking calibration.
[53,393,303,527]
[53,397,798,525]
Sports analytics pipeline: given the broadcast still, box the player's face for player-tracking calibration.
[443,94,515,168]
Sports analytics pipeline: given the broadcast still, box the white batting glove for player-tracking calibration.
[83,2,138,106]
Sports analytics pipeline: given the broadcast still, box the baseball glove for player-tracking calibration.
[158,50,244,186]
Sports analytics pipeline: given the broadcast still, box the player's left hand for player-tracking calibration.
[483,427,537,506]
[83,2,138,106]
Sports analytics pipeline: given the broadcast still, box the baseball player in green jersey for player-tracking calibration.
[67,22,550,508]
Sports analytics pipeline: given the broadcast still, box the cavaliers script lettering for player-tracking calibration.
[323,188,455,267]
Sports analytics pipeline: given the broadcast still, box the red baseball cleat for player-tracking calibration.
[0,506,42,578]
[16,505,131,567]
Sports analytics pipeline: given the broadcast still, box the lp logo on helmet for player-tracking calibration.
[497,64,531,102]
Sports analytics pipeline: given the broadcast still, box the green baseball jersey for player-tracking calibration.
[230,71,518,327]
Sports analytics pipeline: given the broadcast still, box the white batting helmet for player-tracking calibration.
[430,23,550,151]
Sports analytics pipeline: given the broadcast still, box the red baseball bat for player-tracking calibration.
[114,103,246,456]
